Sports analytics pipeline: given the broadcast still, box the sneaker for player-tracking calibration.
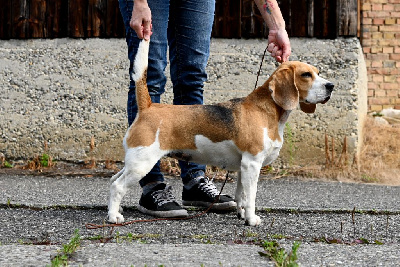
[138,183,188,218]
[182,177,236,210]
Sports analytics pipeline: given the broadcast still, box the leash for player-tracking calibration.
[86,172,231,230]
[254,45,269,91]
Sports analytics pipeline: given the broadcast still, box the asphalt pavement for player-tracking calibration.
[1,173,399,266]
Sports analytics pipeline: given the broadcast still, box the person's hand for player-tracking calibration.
[267,28,291,63]
[130,0,152,40]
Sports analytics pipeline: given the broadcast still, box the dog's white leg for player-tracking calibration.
[109,167,125,213]
[240,155,262,226]
[235,171,246,220]
[108,169,139,223]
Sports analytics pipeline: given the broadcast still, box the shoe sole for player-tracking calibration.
[182,200,237,211]
[138,205,189,218]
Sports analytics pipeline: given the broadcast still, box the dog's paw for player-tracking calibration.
[108,212,125,224]
[245,215,261,226]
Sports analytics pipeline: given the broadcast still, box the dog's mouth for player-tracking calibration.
[321,96,331,104]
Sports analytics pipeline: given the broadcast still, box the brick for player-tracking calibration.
[362,3,371,11]
[362,32,371,39]
[371,61,383,67]
[372,75,384,82]
[387,90,398,97]
[379,25,400,32]
[382,82,399,90]
[383,33,396,39]
[371,32,383,39]
[383,47,394,54]
[375,90,386,97]
[385,18,397,24]
[363,47,371,53]
[383,4,394,11]
[368,11,391,17]
[370,105,383,111]
[370,98,390,105]
[383,60,396,68]
[384,75,397,82]
[396,61,400,68]
[373,18,385,24]
[368,82,378,89]
[390,53,400,60]
[372,4,383,10]
[368,53,389,61]
[383,104,394,109]
[368,89,375,97]
[394,47,400,53]
[363,18,373,25]
[371,46,383,53]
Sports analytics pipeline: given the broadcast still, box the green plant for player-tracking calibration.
[40,153,51,167]
[3,161,13,168]
[259,240,300,267]
[50,229,81,267]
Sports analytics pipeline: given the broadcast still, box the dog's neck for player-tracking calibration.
[245,81,291,123]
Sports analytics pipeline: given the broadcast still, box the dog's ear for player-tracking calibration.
[299,102,316,113]
[269,66,299,111]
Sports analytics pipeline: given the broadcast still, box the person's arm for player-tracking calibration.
[130,0,152,40]
[254,0,291,62]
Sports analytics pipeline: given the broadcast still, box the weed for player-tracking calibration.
[50,229,81,267]
[259,240,300,267]
[40,153,52,167]
[245,230,259,238]
[361,173,378,183]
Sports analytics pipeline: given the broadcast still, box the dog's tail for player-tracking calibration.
[130,39,151,112]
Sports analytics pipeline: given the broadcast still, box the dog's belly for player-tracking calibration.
[171,135,242,171]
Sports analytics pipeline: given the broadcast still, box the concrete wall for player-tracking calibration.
[0,38,367,166]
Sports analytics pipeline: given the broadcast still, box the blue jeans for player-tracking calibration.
[119,0,215,187]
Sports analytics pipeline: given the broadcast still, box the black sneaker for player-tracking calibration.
[182,177,236,210]
[138,183,188,218]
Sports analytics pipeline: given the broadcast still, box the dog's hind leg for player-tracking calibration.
[108,137,168,223]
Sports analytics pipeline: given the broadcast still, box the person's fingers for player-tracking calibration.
[281,45,291,62]
[271,45,279,57]
[142,20,152,40]
[130,19,144,39]
[267,43,275,53]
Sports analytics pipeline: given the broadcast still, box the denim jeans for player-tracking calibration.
[119,0,215,187]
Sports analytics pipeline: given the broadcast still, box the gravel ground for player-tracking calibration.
[1,174,399,266]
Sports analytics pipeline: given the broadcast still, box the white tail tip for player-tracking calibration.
[130,39,150,82]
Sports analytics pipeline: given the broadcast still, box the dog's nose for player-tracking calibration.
[325,82,334,92]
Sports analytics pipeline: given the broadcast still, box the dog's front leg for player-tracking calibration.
[240,156,262,226]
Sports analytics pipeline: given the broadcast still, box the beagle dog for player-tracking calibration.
[108,39,334,226]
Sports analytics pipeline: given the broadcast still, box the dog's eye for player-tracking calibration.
[301,72,312,78]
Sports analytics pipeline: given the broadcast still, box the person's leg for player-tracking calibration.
[168,0,215,181]
[168,0,235,210]
[119,0,168,187]
[119,0,187,217]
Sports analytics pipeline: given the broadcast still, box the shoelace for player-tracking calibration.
[198,178,220,197]
[151,185,177,206]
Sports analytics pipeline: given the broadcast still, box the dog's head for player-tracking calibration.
[268,61,334,113]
